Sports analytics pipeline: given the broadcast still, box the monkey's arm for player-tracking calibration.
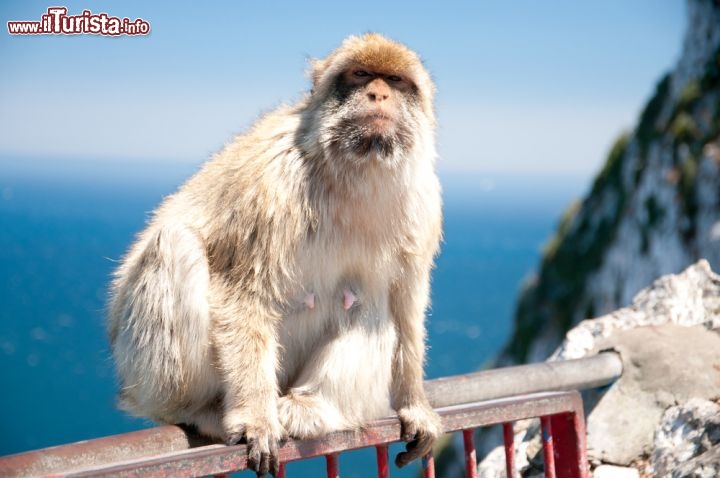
[389,257,442,468]
[211,288,284,477]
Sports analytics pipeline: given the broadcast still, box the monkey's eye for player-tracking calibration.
[386,75,403,82]
[353,70,371,77]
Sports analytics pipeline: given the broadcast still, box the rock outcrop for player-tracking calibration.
[503,0,720,365]
[652,399,720,477]
[477,261,720,477]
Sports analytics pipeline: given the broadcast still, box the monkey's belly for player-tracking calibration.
[276,288,397,435]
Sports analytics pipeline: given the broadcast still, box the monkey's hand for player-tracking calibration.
[395,403,442,468]
[224,412,285,477]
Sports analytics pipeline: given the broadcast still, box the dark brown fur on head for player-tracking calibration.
[309,33,435,118]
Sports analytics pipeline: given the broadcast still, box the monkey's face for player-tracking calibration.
[317,64,423,167]
[302,34,435,172]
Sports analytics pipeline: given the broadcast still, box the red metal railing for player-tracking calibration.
[0,390,589,478]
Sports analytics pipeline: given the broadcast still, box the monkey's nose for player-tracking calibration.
[367,79,391,102]
[367,91,389,102]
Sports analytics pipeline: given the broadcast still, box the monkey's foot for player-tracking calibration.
[395,404,442,468]
[277,392,344,439]
[224,413,283,477]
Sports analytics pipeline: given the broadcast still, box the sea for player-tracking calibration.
[0,156,586,477]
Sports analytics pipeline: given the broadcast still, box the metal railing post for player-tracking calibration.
[422,452,435,478]
[375,445,389,478]
[549,412,589,478]
[502,422,516,478]
[540,416,557,478]
[325,453,339,478]
[462,429,477,478]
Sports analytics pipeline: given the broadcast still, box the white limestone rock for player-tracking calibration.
[551,260,720,361]
[650,399,720,477]
[593,465,639,478]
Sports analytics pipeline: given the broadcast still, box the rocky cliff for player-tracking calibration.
[503,0,720,365]
[477,261,720,477]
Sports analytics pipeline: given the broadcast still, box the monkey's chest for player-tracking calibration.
[277,242,397,391]
[273,190,407,388]
[296,230,397,306]
[282,229,395,322]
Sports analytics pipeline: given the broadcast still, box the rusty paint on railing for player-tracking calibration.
[0,391,588,478]
[2,352,618,477]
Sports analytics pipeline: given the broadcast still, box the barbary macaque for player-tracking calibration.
[109,33,442,477]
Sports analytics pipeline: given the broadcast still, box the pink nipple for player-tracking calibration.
[343,290,356,310]
[304,293,315,310]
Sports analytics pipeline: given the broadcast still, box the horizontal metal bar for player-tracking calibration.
[0,425,213,478]
[0,391,584,477]
[424,352,622,408]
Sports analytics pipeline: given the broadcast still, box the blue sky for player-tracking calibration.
[1,1,685,179]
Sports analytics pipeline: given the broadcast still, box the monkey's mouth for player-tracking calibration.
[329,116,402,161]
[362,113,393,128]
[360,114,397,141]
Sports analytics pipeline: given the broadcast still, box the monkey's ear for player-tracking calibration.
[307,57,327,89]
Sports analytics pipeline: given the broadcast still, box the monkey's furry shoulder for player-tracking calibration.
[109,33,442,476]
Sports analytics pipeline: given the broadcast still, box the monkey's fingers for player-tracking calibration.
[225,425,247,446]
[269,439,280,477]
[395,438,419,468]
[395,432,434,468]
[400,417,419,442]
[395,415,435,468]
[246,436,280,477]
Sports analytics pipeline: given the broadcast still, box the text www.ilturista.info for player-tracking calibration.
[7,7,150,36]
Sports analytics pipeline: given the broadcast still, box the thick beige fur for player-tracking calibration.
[109,33,442,475]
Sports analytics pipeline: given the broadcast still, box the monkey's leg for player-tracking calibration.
[182,402,225,439]
[212,294,284,477]
[389,265,442,468]
[276,390,347,438]
[110,224,219,424]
